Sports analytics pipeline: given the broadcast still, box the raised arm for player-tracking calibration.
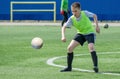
[93,14,100,33]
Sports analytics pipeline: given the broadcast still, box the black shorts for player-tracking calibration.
[73,33,96,46]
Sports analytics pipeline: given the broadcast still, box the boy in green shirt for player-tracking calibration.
[60,0,69,26]
[61,2,100,73]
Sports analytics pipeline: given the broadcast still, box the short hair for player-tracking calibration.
[71,2,81,9]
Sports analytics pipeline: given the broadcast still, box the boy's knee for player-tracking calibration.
[88,43,95,52]
[67,46,73,53]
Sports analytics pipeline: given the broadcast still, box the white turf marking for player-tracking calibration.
[47,52,120,76]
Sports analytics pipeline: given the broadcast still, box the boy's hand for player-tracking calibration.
[96,26,100,33]
[60,10,64,15]
[61,37,66,42]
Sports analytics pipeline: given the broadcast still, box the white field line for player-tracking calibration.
[0,22,120,26]
[0,22,60,26]
[47,52,120,76]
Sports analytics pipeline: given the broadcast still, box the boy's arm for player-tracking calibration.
[93,14,100,33]
[61,25,66,42]
[60,0,64,15]
[61,17,73,42]
[84,10,100,33]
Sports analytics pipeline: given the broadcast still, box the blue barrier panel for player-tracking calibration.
[0,0,120,21]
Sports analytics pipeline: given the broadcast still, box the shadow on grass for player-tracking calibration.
[68,70,120,76]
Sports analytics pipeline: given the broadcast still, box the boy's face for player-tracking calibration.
[71,7,81,18]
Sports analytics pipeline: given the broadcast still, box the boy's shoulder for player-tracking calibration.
[70,15,75,20]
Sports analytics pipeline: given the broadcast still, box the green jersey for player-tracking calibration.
[71,11,95,34]
[61,0,68,12]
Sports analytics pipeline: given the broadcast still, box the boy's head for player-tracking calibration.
[71,2,81,9]
[71,2,81,18]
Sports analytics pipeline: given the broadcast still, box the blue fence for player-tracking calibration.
[0,0,120,21]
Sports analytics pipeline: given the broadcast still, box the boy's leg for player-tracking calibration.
[60,40,79,72]
[86,34,99,73]
[67,52,74,70]
[88,43,98,73]
[61,11,68,26]
[91,51,98,73]
[60,52,73,72]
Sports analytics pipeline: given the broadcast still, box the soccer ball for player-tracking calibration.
[104,24,109,29]
[31,37,43,49]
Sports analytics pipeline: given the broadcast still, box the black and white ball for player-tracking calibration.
[31,37,43,49]
[104,24,109,29]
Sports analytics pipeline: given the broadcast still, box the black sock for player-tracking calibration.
[91,51,98,67]
[67,52,74,69]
